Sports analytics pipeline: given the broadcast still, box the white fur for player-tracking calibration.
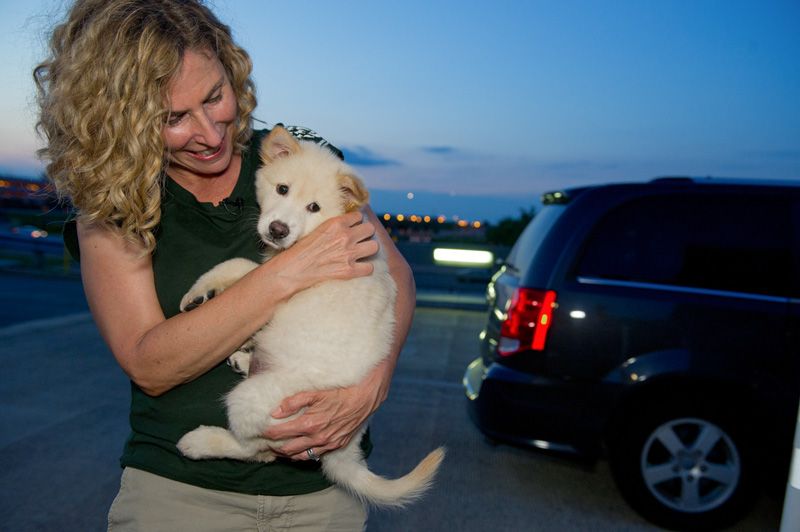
[177,127,443,507]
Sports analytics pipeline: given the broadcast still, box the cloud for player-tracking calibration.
[420,146,458,156]
[418,145,486,162]
[340,146,400,167]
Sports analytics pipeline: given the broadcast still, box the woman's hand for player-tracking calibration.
[271,211,379,294]
[264,357,393,460]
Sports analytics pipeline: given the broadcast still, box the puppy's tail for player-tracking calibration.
[322,445,445,508]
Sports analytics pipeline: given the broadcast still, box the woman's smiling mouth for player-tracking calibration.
[189,139,225,160]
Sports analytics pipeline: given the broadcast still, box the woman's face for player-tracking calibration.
[162,49,238,180]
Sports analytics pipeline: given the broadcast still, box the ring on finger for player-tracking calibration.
[306,448,320,461]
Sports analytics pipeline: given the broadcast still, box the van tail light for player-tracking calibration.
[498,288,557,356]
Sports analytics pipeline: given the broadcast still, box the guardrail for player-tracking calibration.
[0,233,70,271]
[0,233,510,291]
[0,233,64,253]
[395,242,509,293]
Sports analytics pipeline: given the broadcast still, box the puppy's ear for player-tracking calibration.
[260,126,301,163]
[338,172,369,212]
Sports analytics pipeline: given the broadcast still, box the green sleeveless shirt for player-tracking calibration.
[66,129,360,495]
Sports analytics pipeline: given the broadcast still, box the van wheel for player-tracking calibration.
[609,403,756,530]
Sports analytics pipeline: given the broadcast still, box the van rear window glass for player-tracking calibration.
[506,205,566,273]
[576,193,792,297]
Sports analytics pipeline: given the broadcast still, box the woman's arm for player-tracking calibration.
[78,210,377,396]
[264,206,416,459]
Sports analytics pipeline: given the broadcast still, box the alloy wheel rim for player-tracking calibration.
[640,417,740,513]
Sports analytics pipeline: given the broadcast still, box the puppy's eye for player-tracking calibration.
[276,184,289,195]
[307,202,320,213]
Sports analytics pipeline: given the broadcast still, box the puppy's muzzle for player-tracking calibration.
[269,221,290,240]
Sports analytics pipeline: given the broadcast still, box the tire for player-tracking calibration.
[609,399,756,530]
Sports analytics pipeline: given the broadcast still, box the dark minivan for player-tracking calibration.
[463,177,799,530]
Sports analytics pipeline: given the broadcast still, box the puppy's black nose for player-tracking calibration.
[269,221,290,240]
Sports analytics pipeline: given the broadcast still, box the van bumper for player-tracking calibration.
[463,356,610,456]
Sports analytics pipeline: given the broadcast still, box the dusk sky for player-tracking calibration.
[2,1,798,222]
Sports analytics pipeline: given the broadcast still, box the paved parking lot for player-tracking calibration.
[0,272,784,531]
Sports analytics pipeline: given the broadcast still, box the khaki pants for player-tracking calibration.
[107,468,367,532]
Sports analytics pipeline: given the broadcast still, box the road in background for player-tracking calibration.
[0,271,88,326]
[0,291,782,530]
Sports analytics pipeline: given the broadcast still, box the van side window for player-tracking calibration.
[576,194,792,297]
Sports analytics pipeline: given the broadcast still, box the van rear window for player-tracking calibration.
[505,205,567,274]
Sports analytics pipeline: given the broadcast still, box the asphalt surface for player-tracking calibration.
[0,271,784,531]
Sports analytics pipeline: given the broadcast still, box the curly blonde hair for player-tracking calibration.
[34,0,257,253]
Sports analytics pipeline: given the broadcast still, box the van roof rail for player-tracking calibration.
[650,176,694,183]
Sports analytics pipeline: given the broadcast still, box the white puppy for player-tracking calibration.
[176,126,443,507]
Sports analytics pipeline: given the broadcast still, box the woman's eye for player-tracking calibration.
[207,92,222,104]
[166,113,185,127]
[307,203,320,213]
[276,184,289,195]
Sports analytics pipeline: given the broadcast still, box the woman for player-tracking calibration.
[34,0,415,529]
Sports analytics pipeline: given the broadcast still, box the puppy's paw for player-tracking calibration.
[227,350,253,376]
[180,287,218,312]
[180,259,261,312]
[177,427,214,459]
[178,426,259,461]
[255,450,277,463]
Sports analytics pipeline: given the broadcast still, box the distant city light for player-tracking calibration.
[377,212,486,229]
[433,248,494,267]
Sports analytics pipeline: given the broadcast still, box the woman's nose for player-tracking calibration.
[193,109,223,146]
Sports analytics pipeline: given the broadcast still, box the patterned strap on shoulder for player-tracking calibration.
[276,123,344,160]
